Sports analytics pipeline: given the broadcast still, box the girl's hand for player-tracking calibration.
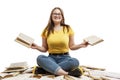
[80,41,89,48]
[31,43,38,49]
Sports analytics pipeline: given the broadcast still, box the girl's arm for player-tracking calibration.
[69,35,88,50]
[31,38,48,52]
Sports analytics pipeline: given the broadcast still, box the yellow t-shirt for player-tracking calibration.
[41,26,74,53]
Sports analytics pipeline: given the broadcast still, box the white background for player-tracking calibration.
[0,0,120,73]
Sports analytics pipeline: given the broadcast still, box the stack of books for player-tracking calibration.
[3,62,28,73]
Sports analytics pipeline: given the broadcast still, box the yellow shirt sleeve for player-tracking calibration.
[41,29,48,38]
[68,27,74,36]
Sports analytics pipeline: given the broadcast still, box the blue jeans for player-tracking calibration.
[37,53,79,74]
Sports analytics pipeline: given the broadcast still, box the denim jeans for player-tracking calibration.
[37,53,79,74]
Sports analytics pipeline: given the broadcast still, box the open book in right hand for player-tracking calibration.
[15,33,34,48]
[83,35,104,46]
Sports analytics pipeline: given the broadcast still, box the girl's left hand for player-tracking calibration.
[80,41,89,48]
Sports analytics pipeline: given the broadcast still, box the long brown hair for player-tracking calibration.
[42,7,70,37]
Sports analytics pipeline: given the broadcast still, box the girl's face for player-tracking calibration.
[52,9,62,25]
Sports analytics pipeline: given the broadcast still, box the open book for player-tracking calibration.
[83,35,104,46]
[15,33,34,48]
[3,62,28,73]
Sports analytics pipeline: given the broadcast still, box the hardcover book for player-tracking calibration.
[83,35,104,46]
[15,33,34,48]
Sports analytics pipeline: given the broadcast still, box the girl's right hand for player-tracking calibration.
[31,43,38,49]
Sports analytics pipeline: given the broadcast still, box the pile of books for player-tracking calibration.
[0,62,28,79]
[0,63,120,80]
[3,62,28,73]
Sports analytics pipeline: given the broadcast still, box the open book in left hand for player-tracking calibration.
[83,35,104,46]
[15,33,34,48]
